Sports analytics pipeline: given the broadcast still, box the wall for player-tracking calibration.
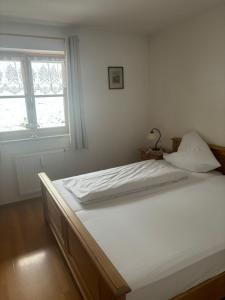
[148,4,225,148]
[0,23,151,205]
[2,4,224,205]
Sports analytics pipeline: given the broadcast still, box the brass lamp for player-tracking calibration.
[147,128,162,150]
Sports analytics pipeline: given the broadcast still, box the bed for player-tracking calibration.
[39,138,225,300]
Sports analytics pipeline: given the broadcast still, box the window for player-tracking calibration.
[0,52,68,141]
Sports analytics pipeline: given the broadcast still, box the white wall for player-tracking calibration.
[2,3,224,205]
[0,23,151,204]
[76,28,151,166]
[148,4,225,148]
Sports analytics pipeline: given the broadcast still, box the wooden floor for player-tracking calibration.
[0,198,83,300]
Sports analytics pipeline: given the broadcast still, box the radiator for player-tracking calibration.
[15,149,65,197]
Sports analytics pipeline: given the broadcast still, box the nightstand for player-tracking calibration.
[139,147,163,160]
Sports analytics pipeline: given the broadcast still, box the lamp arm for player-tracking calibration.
[151,128,161,150]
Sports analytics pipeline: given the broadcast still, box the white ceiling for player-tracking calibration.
[0,0,224,35]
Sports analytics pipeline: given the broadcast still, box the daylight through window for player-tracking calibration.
[0,52,68,140]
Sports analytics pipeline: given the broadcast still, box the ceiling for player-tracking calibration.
[0,0,224,35]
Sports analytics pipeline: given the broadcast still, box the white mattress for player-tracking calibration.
[53,169,225,300]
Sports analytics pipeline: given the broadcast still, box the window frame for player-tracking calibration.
[0,51,69,142]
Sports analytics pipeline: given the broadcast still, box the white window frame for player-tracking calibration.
[0,51,69,142]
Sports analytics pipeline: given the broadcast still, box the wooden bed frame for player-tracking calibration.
[39,137,225,300]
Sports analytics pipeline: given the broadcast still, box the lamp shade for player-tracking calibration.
[146,132,156,140]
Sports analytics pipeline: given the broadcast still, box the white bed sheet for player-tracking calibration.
[53,169,225,300]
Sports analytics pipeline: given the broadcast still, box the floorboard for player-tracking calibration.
[0,198,83,300]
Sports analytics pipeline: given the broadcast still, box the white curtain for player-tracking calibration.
[66,36,87,150]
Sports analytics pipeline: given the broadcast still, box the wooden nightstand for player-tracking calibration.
[139,147,163,160]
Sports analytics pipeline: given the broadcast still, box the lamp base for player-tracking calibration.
[152,147,160,151]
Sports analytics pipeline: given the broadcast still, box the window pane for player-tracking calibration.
[31,61,64,95]
[0,98,28,132]
[35,97,65,128]
[0,61,25,96]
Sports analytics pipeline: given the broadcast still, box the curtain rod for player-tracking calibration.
[0,32,65,41]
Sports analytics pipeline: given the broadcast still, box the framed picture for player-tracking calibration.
[108,66,124,89]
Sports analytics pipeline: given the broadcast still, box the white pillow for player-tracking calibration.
[164,132,221,172]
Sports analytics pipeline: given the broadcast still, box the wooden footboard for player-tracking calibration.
[39,172,225,300]
[173,271,225,300]
[38,172,131,300]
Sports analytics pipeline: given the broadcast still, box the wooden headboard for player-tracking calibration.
[172,137,225,175]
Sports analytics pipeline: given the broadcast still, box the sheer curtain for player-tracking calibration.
[66,36,87,150]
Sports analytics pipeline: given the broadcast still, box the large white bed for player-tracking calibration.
[53,166,225,300]
[39,136,225,300]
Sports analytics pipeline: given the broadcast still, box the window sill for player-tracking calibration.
[0,134,71,145]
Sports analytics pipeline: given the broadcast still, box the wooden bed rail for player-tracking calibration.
[38,172,131,300]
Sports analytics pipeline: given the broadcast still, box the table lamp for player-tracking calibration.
[147,128,162,150]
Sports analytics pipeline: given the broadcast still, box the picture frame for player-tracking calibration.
[108,66,124,89]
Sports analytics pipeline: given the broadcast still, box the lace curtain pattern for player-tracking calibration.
[0,60,64,96]
[32,62,64,95]
[0,61,24,96]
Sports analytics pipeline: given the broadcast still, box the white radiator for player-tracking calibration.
[15,149,65,197]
